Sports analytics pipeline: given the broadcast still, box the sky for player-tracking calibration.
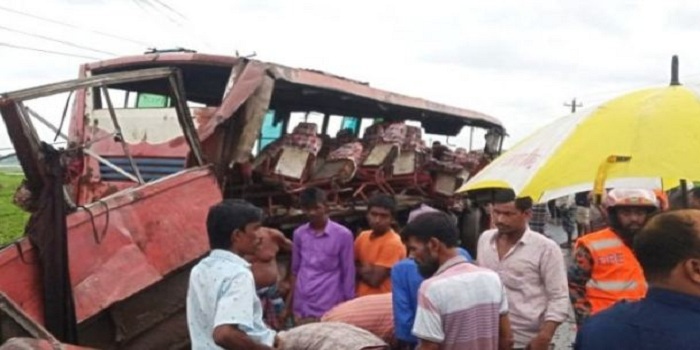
[2,0,700,156]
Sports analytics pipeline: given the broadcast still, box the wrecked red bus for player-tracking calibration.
[0,50,504,348]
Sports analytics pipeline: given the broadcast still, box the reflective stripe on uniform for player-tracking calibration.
[586,279,639,291]
[587,238,623,251]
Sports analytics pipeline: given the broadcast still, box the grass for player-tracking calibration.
[0,172,29,245]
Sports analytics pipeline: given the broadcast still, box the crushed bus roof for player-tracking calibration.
[84,52,504,136]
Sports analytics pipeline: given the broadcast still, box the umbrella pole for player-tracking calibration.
[680,179,689,209]
[671,55,681,86]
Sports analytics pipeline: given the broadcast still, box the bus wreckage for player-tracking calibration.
[0,51,505,348]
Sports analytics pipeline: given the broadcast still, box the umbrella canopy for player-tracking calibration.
[458,83,700,202]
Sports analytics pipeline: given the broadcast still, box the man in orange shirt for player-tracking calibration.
[355,194,406,297]
[320,292,395,346]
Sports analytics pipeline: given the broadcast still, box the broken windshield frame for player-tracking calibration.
[0,67,205,196]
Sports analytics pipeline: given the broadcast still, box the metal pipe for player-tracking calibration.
[498,133,505,154]
[2,67,175,101]
[321,113,330,135]
[167,72,205,166]
[123,91,130,108]
[100,85,144,184]
[469,126,474,151]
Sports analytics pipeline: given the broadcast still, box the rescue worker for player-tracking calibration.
[567,188,658,327]
[575,209,700,349]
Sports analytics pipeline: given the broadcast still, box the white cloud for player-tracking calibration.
[2,0,700,155]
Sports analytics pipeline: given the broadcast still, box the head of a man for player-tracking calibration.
[634,209,700,296]
[690,188,700,210]
[336,128,354,144]
[367,194,396,236]
[606,189,658,244]
[431,141,447,158]
[402,211,460,278]
[206,199,264,256]
[300,187,328,228]
[492,189,533,236]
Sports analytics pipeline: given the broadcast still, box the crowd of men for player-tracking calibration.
[186,187,700,350]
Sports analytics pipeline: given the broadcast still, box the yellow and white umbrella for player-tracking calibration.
[458,62,700,202]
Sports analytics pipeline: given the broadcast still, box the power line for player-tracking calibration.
[133,0,162,15]
[145,0,186,25]
[130,0,152,16]
[0,24,116,57]
[133,0,184,28]
[164,1,215,51]
[0,4,152,48]
[151,0,188,20]
[134,0,215,51]
[0,42,100,60]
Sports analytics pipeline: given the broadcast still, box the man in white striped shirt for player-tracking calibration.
[402,211,513,350]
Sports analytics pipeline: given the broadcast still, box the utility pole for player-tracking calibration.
[564,98,583,113]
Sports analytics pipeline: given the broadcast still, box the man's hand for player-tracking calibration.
[269,228,292,252]
[277,279,291,298]
[278,308,292,327]
[274,335,285,349]
[526,334,552,350]
[416,339,441,350]
[355,261,367,277]
[356,262,390,288]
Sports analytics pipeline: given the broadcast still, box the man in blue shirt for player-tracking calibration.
[187,200,280,349]
[575,209,700,350]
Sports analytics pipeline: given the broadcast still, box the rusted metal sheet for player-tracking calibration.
[106,268,191,349]
[0,292,92,349]
[84,52,239,72]
[0,167,220,326]
[231,73,274,164]
[197,59,268,142]
[66,265,193,349]
[0,292,55,342]
[66,64,88,144]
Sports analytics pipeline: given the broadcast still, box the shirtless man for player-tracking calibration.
[244,227,293,330]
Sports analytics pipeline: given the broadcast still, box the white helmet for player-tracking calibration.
[604,188,659,210]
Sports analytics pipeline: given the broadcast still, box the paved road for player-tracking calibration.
[543,221,577,350]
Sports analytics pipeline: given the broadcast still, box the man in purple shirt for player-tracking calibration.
[283,187,355,325]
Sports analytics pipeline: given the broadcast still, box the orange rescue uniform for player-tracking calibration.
[575,228,647,315]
